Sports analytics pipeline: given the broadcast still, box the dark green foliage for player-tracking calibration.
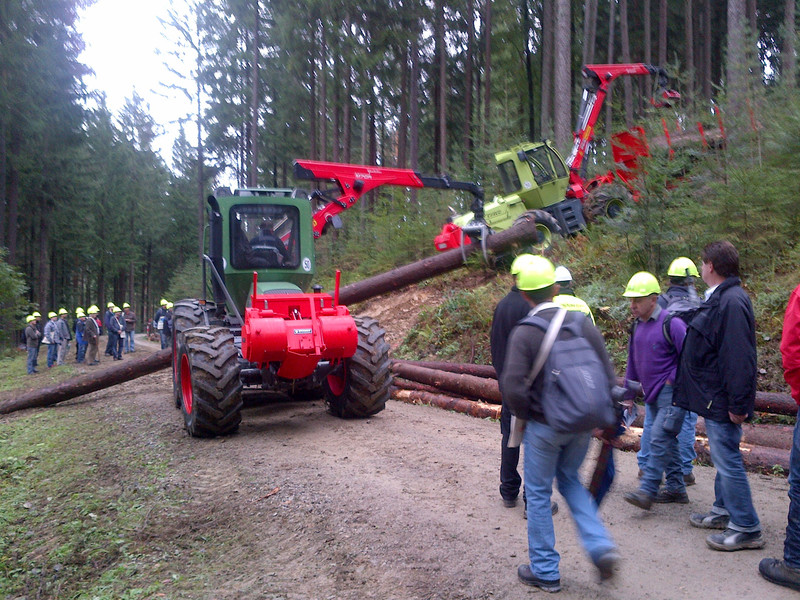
[0,250,28,350]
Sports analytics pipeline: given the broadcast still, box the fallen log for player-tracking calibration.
[339,218,544,305]
[391,388,501,419]
[756,392,797,416]
[390,362,502,404]
[393,359,497,379]
[0,349,173,415]
[393,378,461,397]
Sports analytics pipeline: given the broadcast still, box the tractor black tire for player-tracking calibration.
[323,316,392,418]
[176,326,243,438]
[172,299,213,409]
[583,185,632,222]
[512,209,562,252]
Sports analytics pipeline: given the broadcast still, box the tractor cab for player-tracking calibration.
[494,141,570,211]
[209,189,317,315]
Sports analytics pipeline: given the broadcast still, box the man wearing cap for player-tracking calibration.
[675,241,763,551]
[621,272,689,511]
[501,256,619,591]
[74,308,87,363]
[44,312,61,368]
[25,315,41,374]
[84,306,101,365]
[56,308,72,365]
[155,299,170,349]
[123,303,136,353]
[553,265,595,323]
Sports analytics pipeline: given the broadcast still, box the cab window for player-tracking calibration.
[497,160,522,194]
[230,204,300,270]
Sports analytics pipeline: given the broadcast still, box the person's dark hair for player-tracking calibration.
[701,240,739,278]
[522,284,556,304]
[669,276,688,286]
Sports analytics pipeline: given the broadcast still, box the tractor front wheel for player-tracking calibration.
[172,299,215,409]
[177,326,243,437]
[324,316,392,418]
[512,209,562,252]
[584,185,632,221]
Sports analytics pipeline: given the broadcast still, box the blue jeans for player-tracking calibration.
[27,347,37,373]
[47,343,58,367]
[784,417,800,567]
[124,330,135,352]
[76,342,87,363]
[523,420,616,580]
[159,330,169,350]
[704,418,761,532]
[639,407,697,475]
[639,385,684,495]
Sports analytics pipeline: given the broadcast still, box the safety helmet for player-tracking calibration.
[516,256,556,291]
[123,302,130,308]
[76,309,86,316]
[26,315,35,323]
[48,311,57,319]
[554,266,573,284]
[87,305,99,314]
[32,311,41,318]
[58,307,68,315]
[667,257,699,278]
[107,301,115,308]
[510,254,537,276]
[623,272,661,297]
[166,301,173,309]
[75,306,84,314]
[160,298,167,306]
[113,305,122,312]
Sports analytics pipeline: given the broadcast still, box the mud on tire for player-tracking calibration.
[177,326,243,437]
[324,316,392,418]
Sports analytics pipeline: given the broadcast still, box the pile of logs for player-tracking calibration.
[390,359,796,473]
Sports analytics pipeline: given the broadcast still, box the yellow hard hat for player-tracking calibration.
[58,308,68,315]
[667,257,699,278]
[160,298,167,305]
[32,311,41,318]
[48,311,57,319]
[516,256,556,291]
[166,301,173,309]
[75,306,84,314]
[87,305,99,314]
[113,306,122,312]
[510,254,537,276]
[123,302,130,308]
[107,301,115,308]
[26,315,35,323]
[623,272,661,297]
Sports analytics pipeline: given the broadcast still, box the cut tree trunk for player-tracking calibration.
[393,359,497,379]
[391,388,500,419]
[390,363,502,403]
[0,349,173,415]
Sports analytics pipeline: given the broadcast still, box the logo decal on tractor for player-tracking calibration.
[302,258,311,272]
[293,328,312,335]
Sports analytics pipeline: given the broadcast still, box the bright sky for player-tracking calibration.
[77,0,192,166]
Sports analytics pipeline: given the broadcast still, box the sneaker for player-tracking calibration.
[684,472,696,486]
[759,558,800,592]
[706,528,765,551]
[623,489,654,510]
[502,497,517,508]
[689,512,729,529]
[594,549,620,581]
[517,564,561,592]
[654,488,689,504]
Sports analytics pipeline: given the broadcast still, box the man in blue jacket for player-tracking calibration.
[674,240,763,551]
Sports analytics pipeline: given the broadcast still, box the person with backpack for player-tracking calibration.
[501,256,619,592]
[643,256,702,485]
[621,272,689,511]
[675,240,763,552]
[759,281,800,590]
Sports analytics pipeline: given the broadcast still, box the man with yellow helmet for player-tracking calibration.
[500,255,619,591]
[24,314,42,374]
[56,308,72,366]
[84,305,101,365]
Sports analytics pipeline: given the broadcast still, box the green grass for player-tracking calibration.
[0,407,179,599]
[0,351,79,394]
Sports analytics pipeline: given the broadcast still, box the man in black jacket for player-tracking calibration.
[674,240,763,551]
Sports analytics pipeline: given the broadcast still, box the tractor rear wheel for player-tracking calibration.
[324,316,391,418]
[177,326,243,437]
[584,185,632,221]
[172,299,215,408]
[512,209,562,252]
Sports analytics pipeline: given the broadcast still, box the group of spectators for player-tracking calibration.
[23,302,139,373]
[492,240,800,594]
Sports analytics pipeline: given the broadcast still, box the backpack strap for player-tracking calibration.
[523,307,568,389]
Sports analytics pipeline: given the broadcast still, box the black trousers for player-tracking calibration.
[500,399,523,501]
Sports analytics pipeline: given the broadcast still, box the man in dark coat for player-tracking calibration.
[674,240,763,551]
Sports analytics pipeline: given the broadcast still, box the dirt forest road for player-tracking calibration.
[8,348,797,600]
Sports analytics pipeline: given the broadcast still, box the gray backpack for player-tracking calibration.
[520,307,616,433]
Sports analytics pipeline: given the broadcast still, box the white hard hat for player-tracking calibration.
[554,266,572,283]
